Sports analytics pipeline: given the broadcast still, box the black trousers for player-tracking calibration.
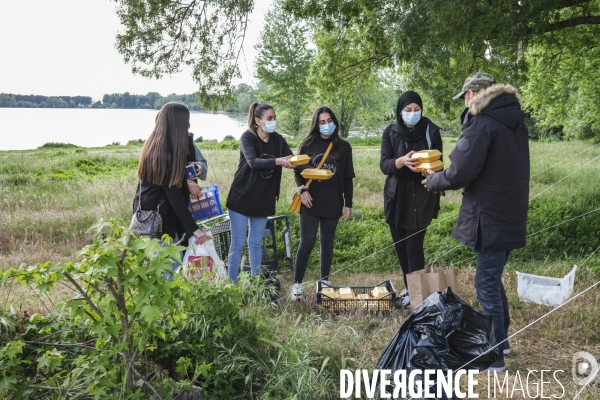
[389,225,427,289]
[294,208,339,283]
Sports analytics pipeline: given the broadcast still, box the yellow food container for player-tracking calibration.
[371,287,390,298]
[338,287,356,300]
[415,160,443,172]
[301,169,334,180]
[357,293,371,300]
[321,287,338,298]
[411,149,442,163]
[290,154,311,166]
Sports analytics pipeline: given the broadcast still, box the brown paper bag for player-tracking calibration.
[407,267,459,310]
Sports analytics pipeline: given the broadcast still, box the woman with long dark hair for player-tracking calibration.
[290,106,355,301]
[380,91,443,308]
[134,102,208,251]
[226,102,294,282]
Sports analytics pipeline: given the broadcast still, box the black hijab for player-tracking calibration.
[391,91,430,152]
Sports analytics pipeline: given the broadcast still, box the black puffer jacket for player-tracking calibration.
[426,84,530,251]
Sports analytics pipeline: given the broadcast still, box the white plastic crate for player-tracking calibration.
[516,266,577,307]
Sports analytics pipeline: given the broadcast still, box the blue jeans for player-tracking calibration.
[475,249,511,362]
[227,210,267,283]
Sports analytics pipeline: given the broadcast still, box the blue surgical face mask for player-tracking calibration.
[402,111,421,126]
[261,120,277,133]
[319,122,336,136]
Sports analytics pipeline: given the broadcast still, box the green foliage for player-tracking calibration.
[0,93,92,108]
[523,26,600,140]
[255,1,314,137]
[114,0,254,110]
[223,83,258,114]
[0,220,277,398]
[283,0,600,138]
[38,142,78,149]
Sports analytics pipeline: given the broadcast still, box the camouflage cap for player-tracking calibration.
[452,72,495,100]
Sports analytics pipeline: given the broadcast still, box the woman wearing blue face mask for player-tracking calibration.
[226,102,295,282]
[290,106,355,301]
[380,91,443,307]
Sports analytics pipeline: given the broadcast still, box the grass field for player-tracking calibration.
[1,138,600,398]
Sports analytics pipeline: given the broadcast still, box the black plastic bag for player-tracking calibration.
[375,287,498,398]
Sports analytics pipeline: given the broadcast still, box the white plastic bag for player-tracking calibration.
[516,265,577,307]
[180,231,227,280]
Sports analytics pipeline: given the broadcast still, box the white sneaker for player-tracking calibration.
[320,279,332,287]
[290,283,303,301]
[399,289,408,298]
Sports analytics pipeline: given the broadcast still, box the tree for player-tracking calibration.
[283,0,600,137]
[254,1,314,137]
[69,99,76,108]
[522,26,600,140]
[114,0,254,110]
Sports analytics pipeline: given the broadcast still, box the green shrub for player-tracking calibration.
[38,142,78,149]
[0,220,278,399]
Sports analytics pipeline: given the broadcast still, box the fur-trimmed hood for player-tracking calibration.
[467,84,524,129]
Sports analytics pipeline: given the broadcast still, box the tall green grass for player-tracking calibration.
[1,139,599,273]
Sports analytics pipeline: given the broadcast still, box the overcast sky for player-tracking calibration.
[0,0,270,101]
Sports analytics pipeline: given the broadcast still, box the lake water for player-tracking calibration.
[0,108,248,150]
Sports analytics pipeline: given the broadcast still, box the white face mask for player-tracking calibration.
[402,111,421,126]
[260,120,277,133]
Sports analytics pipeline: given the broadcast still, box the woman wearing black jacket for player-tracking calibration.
[380,91,443,307]
[290,106,355,301]
[226,103,294,282]
[133,102,208,250]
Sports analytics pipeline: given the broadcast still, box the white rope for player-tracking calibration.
[303,151,600,285]
[531,142,600,178]
[529,153,600,200]
[416,242,600,398]
[451,206,600,266]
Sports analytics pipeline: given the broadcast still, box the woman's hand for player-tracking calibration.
[394,150,420,172]
[188,180,203,199]
[300,191,313,208]
[193,229,208,245]
[276,155,294,169]
[343,207,352,221]
[192,162,203,177]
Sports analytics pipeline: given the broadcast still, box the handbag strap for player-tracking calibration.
[303,141,333,189]
[135,180,165,212]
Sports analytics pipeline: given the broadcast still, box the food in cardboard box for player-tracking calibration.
[290,154,311,166]
[371,287,390,298]
[338,287,356,300]
[415,160,444,172]
[301,169,334,180]
[411,149,442,163]
[320,287,338,298]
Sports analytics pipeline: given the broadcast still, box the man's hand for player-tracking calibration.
[188,180,203,199]
[421,169,436,190]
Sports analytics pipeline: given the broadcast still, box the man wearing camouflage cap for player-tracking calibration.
[422,72,530,372]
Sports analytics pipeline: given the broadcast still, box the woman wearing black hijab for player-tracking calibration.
[380,91,443,307]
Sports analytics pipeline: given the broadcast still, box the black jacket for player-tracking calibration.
[133,178,198,242]
[427,84,530,251]
[380,120,443,227]
[229,129,293,199]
